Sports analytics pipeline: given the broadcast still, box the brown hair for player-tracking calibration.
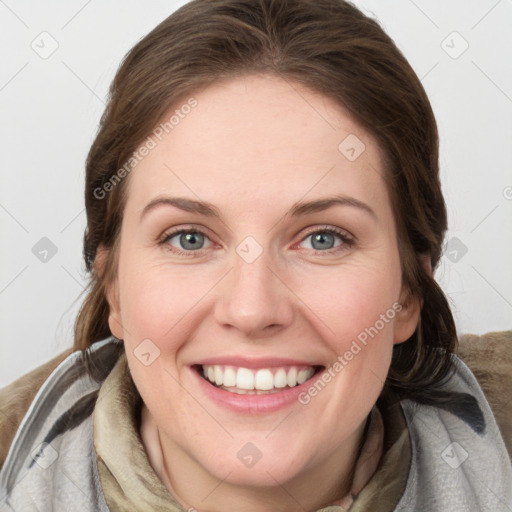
[75,0,458,401]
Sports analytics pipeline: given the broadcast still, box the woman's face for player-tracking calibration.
[105,74,420,501]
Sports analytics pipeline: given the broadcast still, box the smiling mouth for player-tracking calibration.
[194,364,324,395]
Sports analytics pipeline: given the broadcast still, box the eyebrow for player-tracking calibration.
[140,194,377,222]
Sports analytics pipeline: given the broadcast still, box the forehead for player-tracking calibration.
[125,74,390,220]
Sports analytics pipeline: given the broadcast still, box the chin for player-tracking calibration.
[194,439,315,489]
[215,461,303,488]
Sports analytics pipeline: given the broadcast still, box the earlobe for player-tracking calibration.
[94,246,124,340]
[106,280,124,340]
[393,252,430,344]
[393,289,421,345]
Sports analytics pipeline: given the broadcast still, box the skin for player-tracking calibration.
[100,73,424,511]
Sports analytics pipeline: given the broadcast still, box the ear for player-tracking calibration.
[393,252,432,345]
[94,245,124,340]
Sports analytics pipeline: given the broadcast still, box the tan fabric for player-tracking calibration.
[456,330,512,459]
[93,352,409,511]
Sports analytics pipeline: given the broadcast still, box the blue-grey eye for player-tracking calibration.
[301,229,349,251]
[163,229,213,253]
[310,232,336,250]
[177,231,205,250]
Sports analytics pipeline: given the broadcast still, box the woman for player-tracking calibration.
[1,0,511,510]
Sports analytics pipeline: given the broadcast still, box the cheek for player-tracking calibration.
[117,254,209,341]
[298,261,402,344]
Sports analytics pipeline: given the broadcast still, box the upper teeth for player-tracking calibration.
[202,365,315,391]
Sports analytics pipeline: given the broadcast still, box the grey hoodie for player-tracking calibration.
[0,336,511,511]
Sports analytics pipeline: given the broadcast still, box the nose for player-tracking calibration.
[213,246,294,338]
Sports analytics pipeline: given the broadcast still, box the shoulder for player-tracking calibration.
[455,330,512,458]
[0,347,74,469]
[0,336,124,497]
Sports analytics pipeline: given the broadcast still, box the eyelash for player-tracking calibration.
[158,225,354,257]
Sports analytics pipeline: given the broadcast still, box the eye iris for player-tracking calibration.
[180,232,204,250]
[311,232,335,250]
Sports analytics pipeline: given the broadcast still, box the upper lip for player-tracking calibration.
[192,356,324,369]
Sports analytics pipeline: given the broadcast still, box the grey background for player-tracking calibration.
[1,0,511,387]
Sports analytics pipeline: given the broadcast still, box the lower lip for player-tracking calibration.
[192,367,318,414]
